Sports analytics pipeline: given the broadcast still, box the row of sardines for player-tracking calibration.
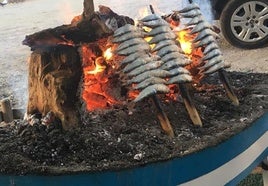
[112,3,236,105]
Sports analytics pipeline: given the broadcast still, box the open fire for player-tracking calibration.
[23,1,239,137]
[80,40,120,111]
[79,13,204,112]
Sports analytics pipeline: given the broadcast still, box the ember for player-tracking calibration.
[80,41,121,111]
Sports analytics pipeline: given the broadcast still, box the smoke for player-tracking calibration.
[57,0,84,24]
[94,0,214,23]
[8,70,28,109]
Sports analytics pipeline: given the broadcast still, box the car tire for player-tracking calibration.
[220,0,268,49]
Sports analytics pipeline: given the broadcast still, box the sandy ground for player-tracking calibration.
[0,0,267,109]
[219,37,268,74]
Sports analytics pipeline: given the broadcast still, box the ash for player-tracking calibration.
[0,72,267,175]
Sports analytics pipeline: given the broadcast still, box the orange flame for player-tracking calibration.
[176,29,193,55]
[81,42,120,111]
[176,29,204,81]
[87,57,106,75]
[104,47,113,61]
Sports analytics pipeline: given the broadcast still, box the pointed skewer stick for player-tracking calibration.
[151,95,175,137]
[149,4,201,127]
[149,4,155,14]
[146,4,174,137]
[218,69,239,106]
[178,83,202,126]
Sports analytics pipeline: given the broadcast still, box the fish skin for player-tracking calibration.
[121,52,148,65]
[113,24,136,37]
[151,40,176,52]
[202,48,221,61]
[200,55,223,70]
[148,32,176,45]
[177,3,200,13]
[168,67,190,77]
[203,42,219,55]
[156,45,181,57]
[193,29,219,43]
[161,58,191,70]
[148,25,172,36]
[167,74,192,84]
[123,57,151,73]
[129,69,171,84]
[194,35,215,48]
[186,16,204,26]
[113,31,148,43]
[134,84,170,102]
[117,44,150,56]
[179,9,202,18]
[134,77,167,90]
[190,22,211,35]
[161,52,184,62]
[116,38,147,52]
[141,18,169,28]
[140,14,161,22]
[128,60,164,77]
[204,62,225,74]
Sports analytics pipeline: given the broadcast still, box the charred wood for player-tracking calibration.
[27,45,82,129]
[23,6,134,50]
[83,0,94,19]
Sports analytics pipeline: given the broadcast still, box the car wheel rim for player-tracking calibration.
[230,1,268,43]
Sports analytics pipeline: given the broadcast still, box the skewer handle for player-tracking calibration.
[179,83,202,126]
[152,95,174,137]
[218,69,239,106]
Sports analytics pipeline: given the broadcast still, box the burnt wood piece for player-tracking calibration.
[0,98,14,123]
[97,5,134,31]
[22,6,134,50]
[83,0,94,19]
[27,45,82,129]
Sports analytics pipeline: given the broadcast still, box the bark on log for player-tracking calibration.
[27,45,82,129]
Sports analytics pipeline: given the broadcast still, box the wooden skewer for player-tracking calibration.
[218,69,239,106]
[151,95,174,137]
[149,4,155,14]
[178,83,202,126]
[147,5,174,137]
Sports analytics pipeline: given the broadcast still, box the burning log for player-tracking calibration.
[22,5,134,50]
